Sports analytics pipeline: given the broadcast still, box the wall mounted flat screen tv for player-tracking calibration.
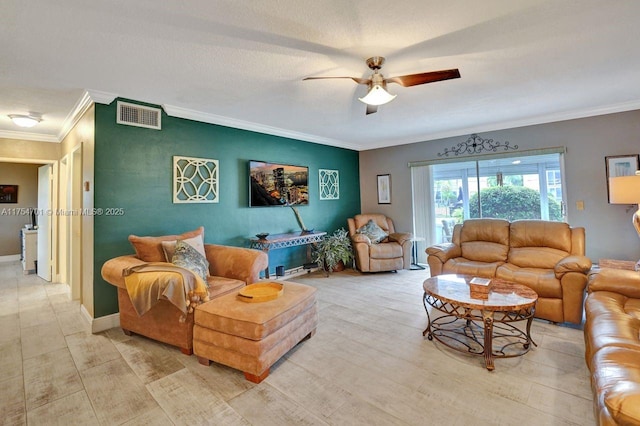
[249,160,309,207]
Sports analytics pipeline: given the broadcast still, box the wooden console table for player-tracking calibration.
[249,231,326,278]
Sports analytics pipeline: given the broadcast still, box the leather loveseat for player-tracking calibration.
[101,227,268,355]
[426,218,592,324]
[584,268,640,425]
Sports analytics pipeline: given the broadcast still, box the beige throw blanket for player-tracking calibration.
[123,262,209,318]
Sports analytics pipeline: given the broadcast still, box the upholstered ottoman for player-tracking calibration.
[193,281,318,383]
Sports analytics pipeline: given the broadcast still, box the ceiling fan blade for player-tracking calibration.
[303,76,371,85]
[385,69,460,87]
[366,104,378,115]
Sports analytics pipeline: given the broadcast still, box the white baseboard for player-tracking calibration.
[266,265,320,281]
[81,304,120,333]
[0,254,20,263]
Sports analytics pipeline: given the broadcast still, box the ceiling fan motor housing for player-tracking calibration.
[370,72,385,87]
[366,56,385,70]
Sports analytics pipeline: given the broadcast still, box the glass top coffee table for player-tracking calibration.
[422,274,538,370]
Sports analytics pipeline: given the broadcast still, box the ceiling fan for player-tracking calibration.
[304,56,460,115]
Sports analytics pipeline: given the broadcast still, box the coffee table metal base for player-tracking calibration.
[422,293,537,371]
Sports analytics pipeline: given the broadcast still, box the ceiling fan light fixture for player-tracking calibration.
[304,56,460,114]
[358,84,396,106]
[8,114,41,128]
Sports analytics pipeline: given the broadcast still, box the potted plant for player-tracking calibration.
[312,228,354,276]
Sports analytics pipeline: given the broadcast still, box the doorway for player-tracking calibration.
[69,146,82,300]
[58,145,83,300]
[37,164,52,281]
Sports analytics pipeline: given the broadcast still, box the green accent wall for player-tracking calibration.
[93,99,360,317]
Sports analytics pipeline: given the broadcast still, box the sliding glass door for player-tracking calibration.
[427,152,565,244]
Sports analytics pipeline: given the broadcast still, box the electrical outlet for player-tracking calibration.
[576,200,584,210]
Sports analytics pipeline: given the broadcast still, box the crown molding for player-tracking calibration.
[57,89,118,142]
[0,129,59,143]
[365,99,640,150]
[57,91,92,142]
[86,89,118,105]
[1,90,118,144]
[162,103,360,150]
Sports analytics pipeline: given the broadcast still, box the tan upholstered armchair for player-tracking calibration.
[347,214,412,272]
[101,227,268,355]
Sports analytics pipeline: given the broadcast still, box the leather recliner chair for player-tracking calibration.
[347,214,412,272]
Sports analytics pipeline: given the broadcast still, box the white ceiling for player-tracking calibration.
[2,0,640,151]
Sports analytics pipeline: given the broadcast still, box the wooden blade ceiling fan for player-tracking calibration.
[304,56,460,115]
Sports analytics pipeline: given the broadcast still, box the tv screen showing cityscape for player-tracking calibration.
[249,160,309,207]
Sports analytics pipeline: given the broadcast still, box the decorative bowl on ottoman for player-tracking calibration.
[238,282,284,303]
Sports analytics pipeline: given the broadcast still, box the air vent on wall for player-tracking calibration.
[116,101,161,130]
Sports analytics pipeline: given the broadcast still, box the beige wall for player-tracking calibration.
[0,163,42,255]
[59,104,95,315]
[359,109,640,262]
[0,138,60,163]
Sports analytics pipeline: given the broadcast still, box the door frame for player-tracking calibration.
[37,164,52,281]
[69,144,83,300]
[0,157,59,282]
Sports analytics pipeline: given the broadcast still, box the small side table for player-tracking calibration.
[410,236,426,270]
[597,258,637,271]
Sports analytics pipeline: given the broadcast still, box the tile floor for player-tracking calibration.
[0,261,595,425]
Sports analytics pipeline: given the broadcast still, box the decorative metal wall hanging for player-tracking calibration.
[319,169,339,200]
[438,134,518,157]
[173,156,219,203]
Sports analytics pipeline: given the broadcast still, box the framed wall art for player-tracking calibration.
[377,174,391,204]
[173,156,219,203]
[0,185,18,203]
[605,154,640,203]
[319,169,339,200]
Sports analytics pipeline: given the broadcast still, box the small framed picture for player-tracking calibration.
[0,185,18,203]
[377,174,391,204]
[605,154,640,203]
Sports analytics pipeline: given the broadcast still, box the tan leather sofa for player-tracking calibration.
[101,234,267,355]
[584,268,640,425]
[427,218,592,324]
[347,214,412,272]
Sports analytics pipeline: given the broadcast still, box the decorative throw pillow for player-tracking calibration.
[161,235,206,264]
[172,240,210,285]
[356,219,388,243]
[128,227,204,262]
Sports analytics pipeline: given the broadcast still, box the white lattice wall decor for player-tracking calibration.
[173,156,219,203]
[319,169,339,200]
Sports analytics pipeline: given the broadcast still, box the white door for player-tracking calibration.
[37,164,52,281]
